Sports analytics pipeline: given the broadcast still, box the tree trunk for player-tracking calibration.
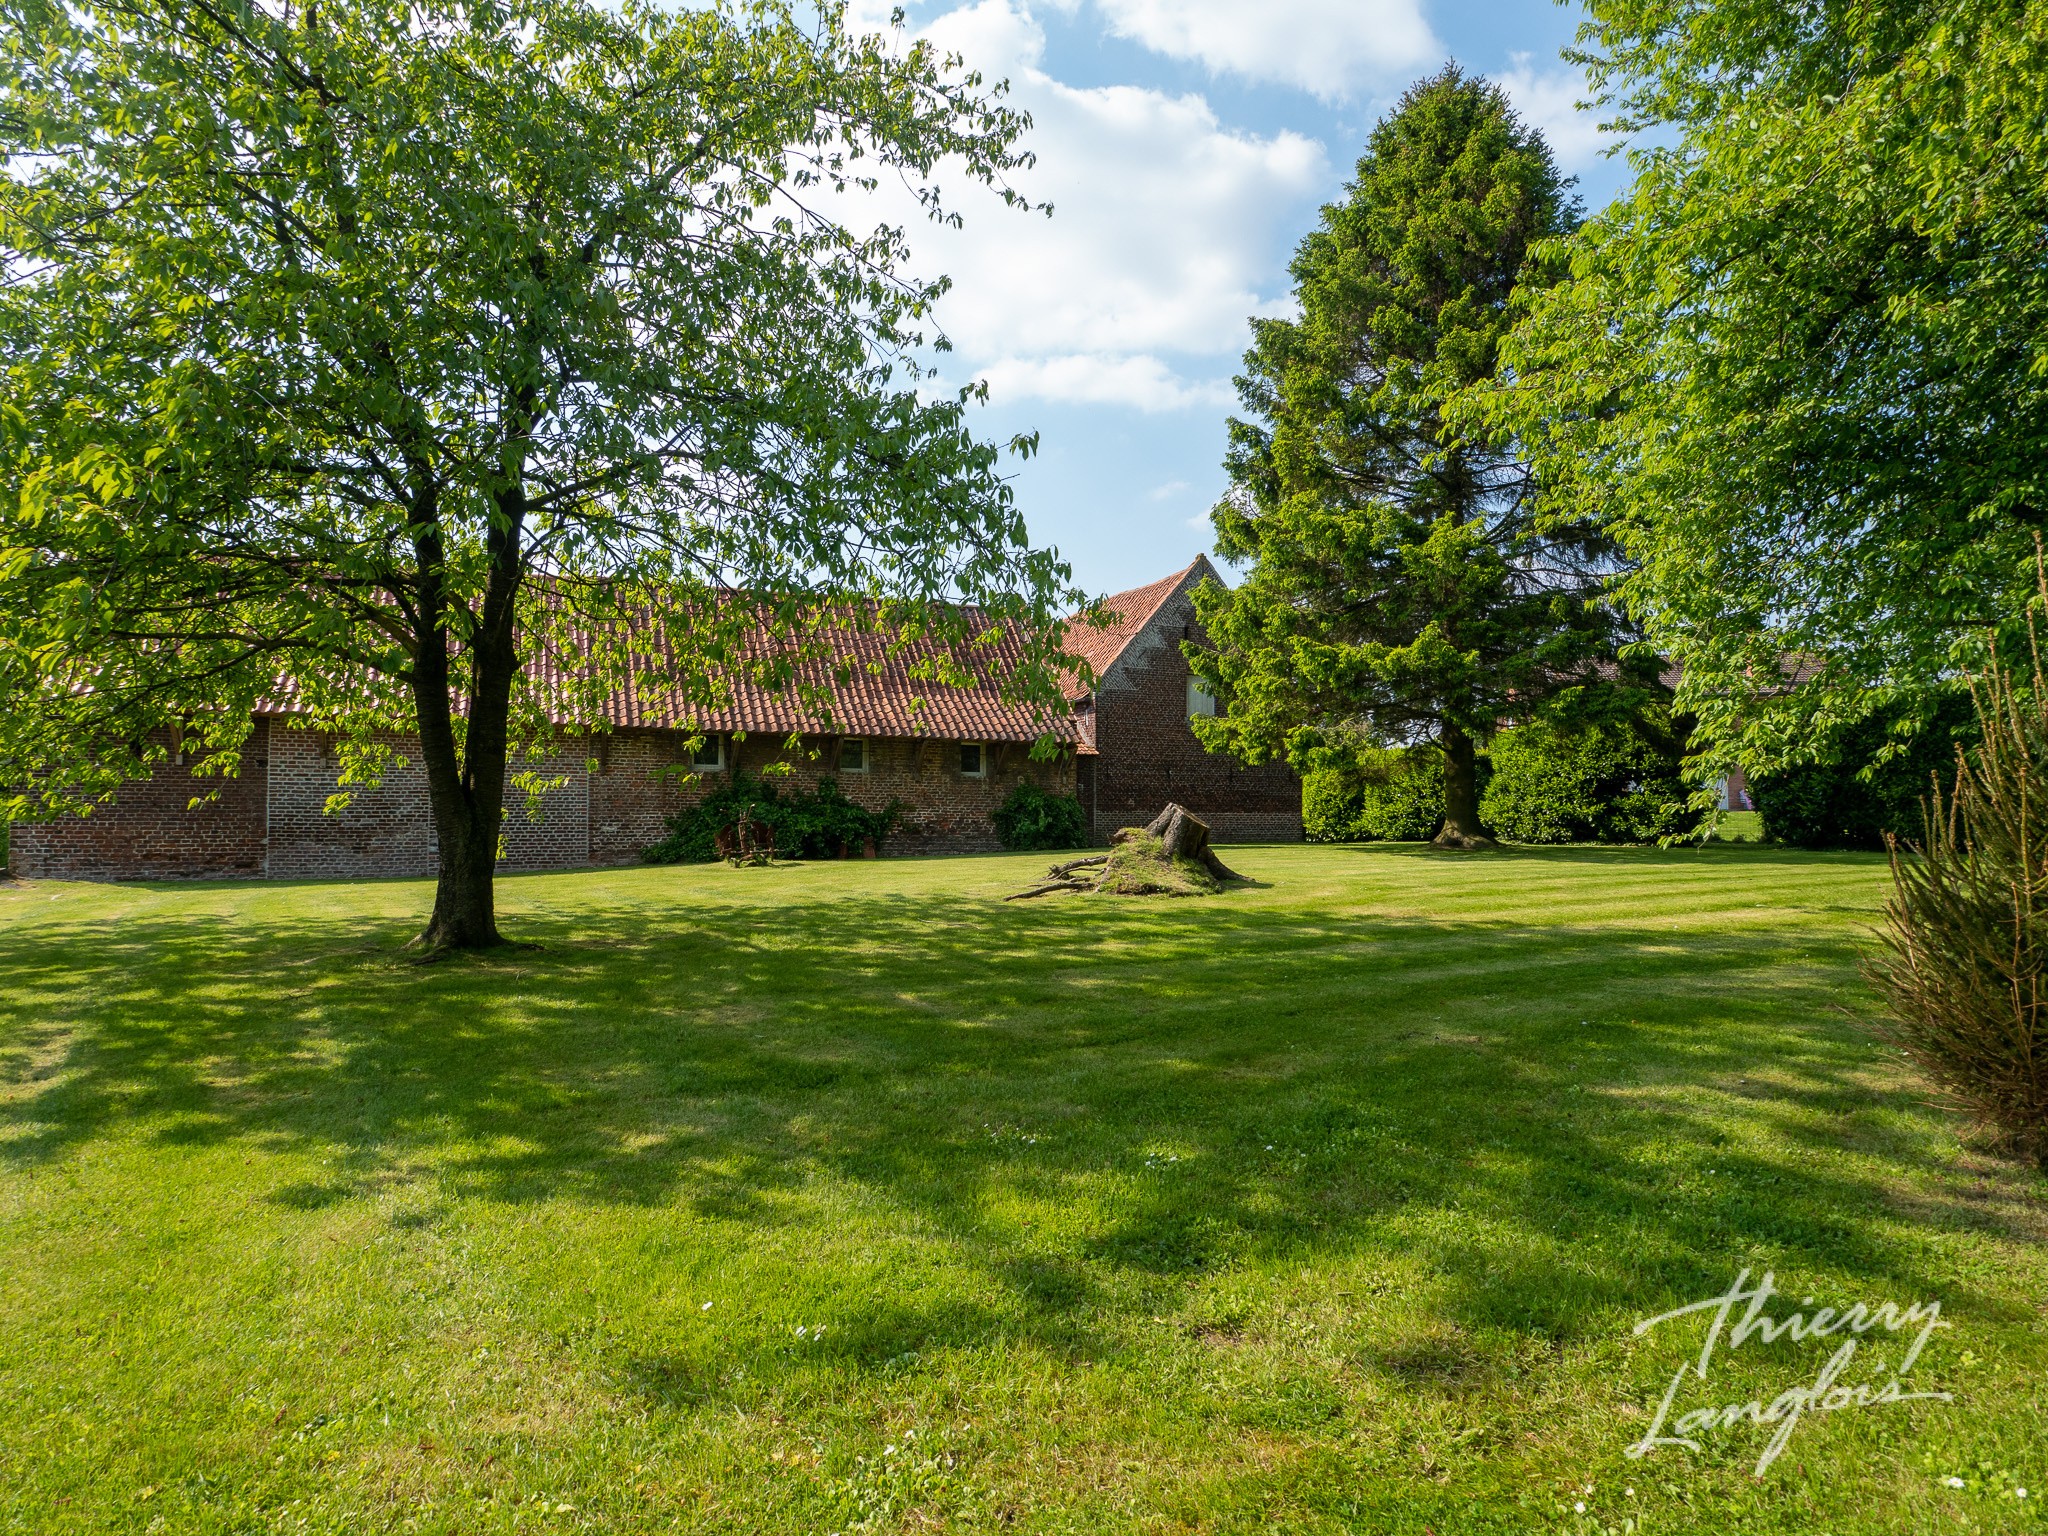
[408,476,525,951]
[1433,725,1496,850]
[412,618,512,952]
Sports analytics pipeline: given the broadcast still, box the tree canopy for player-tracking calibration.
[0,0,1080,944]
[1474,0,2048,782]
[1189,67,1619,845]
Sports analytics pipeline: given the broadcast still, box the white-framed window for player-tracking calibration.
[958,741,985,778]
[1187,678,1218,718]
[840,737,867,773]
[690,735,726,772]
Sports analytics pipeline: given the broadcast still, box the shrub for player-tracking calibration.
[1302,770,1362,842]
[1481,713,1700,844]
[1304,748,1446,842]
[992,781,1091,851]
[1751,693,1976,849]
[644,772,902,864]
[1869,657,2048,1169]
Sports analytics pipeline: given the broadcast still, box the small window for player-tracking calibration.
[959,741,985,778]
[840,737,867,773]
[691,735,725,772]
[1188,678,1218,718]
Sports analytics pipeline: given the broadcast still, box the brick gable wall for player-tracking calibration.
[1083,577,1301,842]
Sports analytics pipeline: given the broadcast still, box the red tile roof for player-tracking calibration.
[256,561,1221,747]
[1061,556,1213,697]
[534,610,1086,746]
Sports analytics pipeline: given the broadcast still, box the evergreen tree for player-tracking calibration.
[1190,67,1615,846]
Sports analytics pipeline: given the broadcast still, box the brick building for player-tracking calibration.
[7,557,1300,881]
[1068,556,1301,843]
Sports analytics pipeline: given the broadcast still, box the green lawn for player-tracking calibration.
[1709,810,1766,843]
[2,847,2043,1534]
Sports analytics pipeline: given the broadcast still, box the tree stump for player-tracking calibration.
[1113,803,1246,882]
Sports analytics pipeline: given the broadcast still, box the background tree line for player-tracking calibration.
[1192,1,2044,848]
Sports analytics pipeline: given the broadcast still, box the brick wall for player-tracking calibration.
[11,717,1080,881]
[588,729,696,864]
[265,723,589,880]
[9,723,271,881]
[1088,578,1301,841]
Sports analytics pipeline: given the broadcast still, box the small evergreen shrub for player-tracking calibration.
[1303,748,1446,842]
[1481,715,1699,844]
[644,772,902,864]
[992,781,1091,851]
[1870,657,2048,1169]
[1751,693,1975,849]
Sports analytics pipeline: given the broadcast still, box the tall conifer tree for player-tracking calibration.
[1190,67,1615,846]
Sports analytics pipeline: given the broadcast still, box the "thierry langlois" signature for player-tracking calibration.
[1625,1267,1954,1476]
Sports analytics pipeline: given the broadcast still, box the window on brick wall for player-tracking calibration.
[691,735,725,772]
[840,737,867,773]
[959,741,985,778]
[1187,678,1217,718]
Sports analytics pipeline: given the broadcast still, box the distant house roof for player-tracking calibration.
[256,560,1226,747]
[1062,555,1216,698]
[533,609,1087,746]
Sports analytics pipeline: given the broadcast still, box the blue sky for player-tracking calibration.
[856,0,1632,599]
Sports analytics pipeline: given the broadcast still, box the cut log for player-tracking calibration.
[1125,802,1246,882]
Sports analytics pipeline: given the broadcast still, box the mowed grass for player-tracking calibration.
[1,846,2044,1535]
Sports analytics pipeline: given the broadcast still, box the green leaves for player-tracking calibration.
[1481,0,2048,784]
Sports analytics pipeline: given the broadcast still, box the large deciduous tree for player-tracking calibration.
[1190,67,1616,847]
[1476,0,2048,784]
[0,0,1080,947]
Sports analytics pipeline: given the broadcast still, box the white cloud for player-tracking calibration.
[892,1,1329,413]
[975,355,1234,414]
[1497,53,1612,172]
[1072,0,1440,100]
[1147,478,1190,502]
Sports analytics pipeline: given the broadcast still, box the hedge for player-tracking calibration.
[1750,693,1976,850]
[1480,714,1699,845]
[1303,748,1447,842]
